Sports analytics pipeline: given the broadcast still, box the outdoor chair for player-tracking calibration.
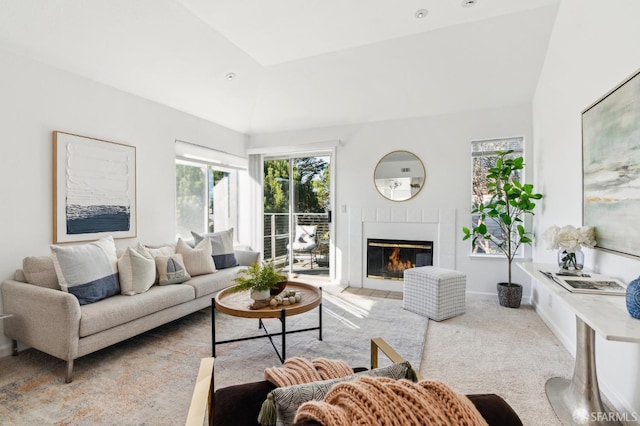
[287,225,318,269]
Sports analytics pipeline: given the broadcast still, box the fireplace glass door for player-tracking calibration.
[367,239,433,280]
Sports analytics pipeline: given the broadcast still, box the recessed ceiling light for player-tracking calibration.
[225,72,236,81]
[462,0,477,7]
[414,9,428,19]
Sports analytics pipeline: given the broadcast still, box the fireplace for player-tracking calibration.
[366,239,433,280]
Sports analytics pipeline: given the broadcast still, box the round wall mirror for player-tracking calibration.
[374,150,425,201]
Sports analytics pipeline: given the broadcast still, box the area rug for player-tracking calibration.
[211,286,427,390]
[0,285,427,425]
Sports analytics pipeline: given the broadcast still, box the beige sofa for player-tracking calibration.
[1,248,258,383]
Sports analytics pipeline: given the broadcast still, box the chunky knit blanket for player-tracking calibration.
[294,376,489,426]
[264,357,353,387]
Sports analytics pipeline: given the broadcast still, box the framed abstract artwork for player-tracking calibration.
[582,68,640,257]
[53,131,137,243]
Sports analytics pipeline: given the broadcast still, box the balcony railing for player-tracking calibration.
[263,213,330,265]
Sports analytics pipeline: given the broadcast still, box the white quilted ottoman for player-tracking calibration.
[402,266,466,321]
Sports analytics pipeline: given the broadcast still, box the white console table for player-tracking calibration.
[519,263,640,425]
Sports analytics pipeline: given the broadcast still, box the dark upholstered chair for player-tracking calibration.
[186,338,523,426]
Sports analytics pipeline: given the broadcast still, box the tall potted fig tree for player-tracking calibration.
[462,150,543,308]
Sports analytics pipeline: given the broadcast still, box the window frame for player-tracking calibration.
[175,158,245,241]
[468,136,525,258]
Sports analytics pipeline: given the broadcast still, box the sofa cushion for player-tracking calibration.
[155,254,191,285]
[22,255,59,290]
[14,269,26,282]
[184,266,244,298]
[191,229,238,269]
[51,236,120,305]
[176,237,216,277]
[79,284,195,337]
[118,243,156,295]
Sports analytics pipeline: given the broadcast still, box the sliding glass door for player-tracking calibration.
[263,153,331,278]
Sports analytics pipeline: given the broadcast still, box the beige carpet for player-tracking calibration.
[421,294,574,426]
[0,287,575,425]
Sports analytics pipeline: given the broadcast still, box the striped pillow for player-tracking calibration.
[176,237,216,276]
[51,236,120,305]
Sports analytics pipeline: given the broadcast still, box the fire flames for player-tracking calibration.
[386,248,415,273]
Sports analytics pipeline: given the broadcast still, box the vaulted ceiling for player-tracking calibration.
[0,0,559,135]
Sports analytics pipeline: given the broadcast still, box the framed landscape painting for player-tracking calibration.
[582,68,640,257]
[53,131,137,243]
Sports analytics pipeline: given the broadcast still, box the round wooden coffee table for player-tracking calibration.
[212,282,322,362]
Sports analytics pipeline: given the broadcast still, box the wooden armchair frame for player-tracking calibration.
[185,337,417,426]
[185,357,215,426]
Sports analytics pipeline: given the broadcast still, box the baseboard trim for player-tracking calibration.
[0,341,14,358]
[466,290,532,306]
[530,300,575,355]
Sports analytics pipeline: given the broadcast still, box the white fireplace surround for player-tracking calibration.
[347,207,456,292]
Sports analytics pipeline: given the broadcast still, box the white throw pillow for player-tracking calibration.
[118,243,156,295]
[50,236,120,305]
[176,237,216,277]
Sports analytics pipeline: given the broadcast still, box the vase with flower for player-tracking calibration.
[542,225,597,272]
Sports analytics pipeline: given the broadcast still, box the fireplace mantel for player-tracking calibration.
[347,207,456,291]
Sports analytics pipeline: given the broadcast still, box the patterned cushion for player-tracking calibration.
[50,236,120,305]
[270,362,410,426]
[176,237,216,276]
[191,228,238,269]
[154,253,191,285]
[117,243,156,295]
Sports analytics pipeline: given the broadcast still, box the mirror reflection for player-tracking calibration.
[374,151,425,201]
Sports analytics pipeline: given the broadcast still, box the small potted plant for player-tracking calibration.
[229,261,287,300]
[462,150,543,308]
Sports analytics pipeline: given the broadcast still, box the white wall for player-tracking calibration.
[532,0,640,415]
[250,103,535,296]
[0,49,248,355]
